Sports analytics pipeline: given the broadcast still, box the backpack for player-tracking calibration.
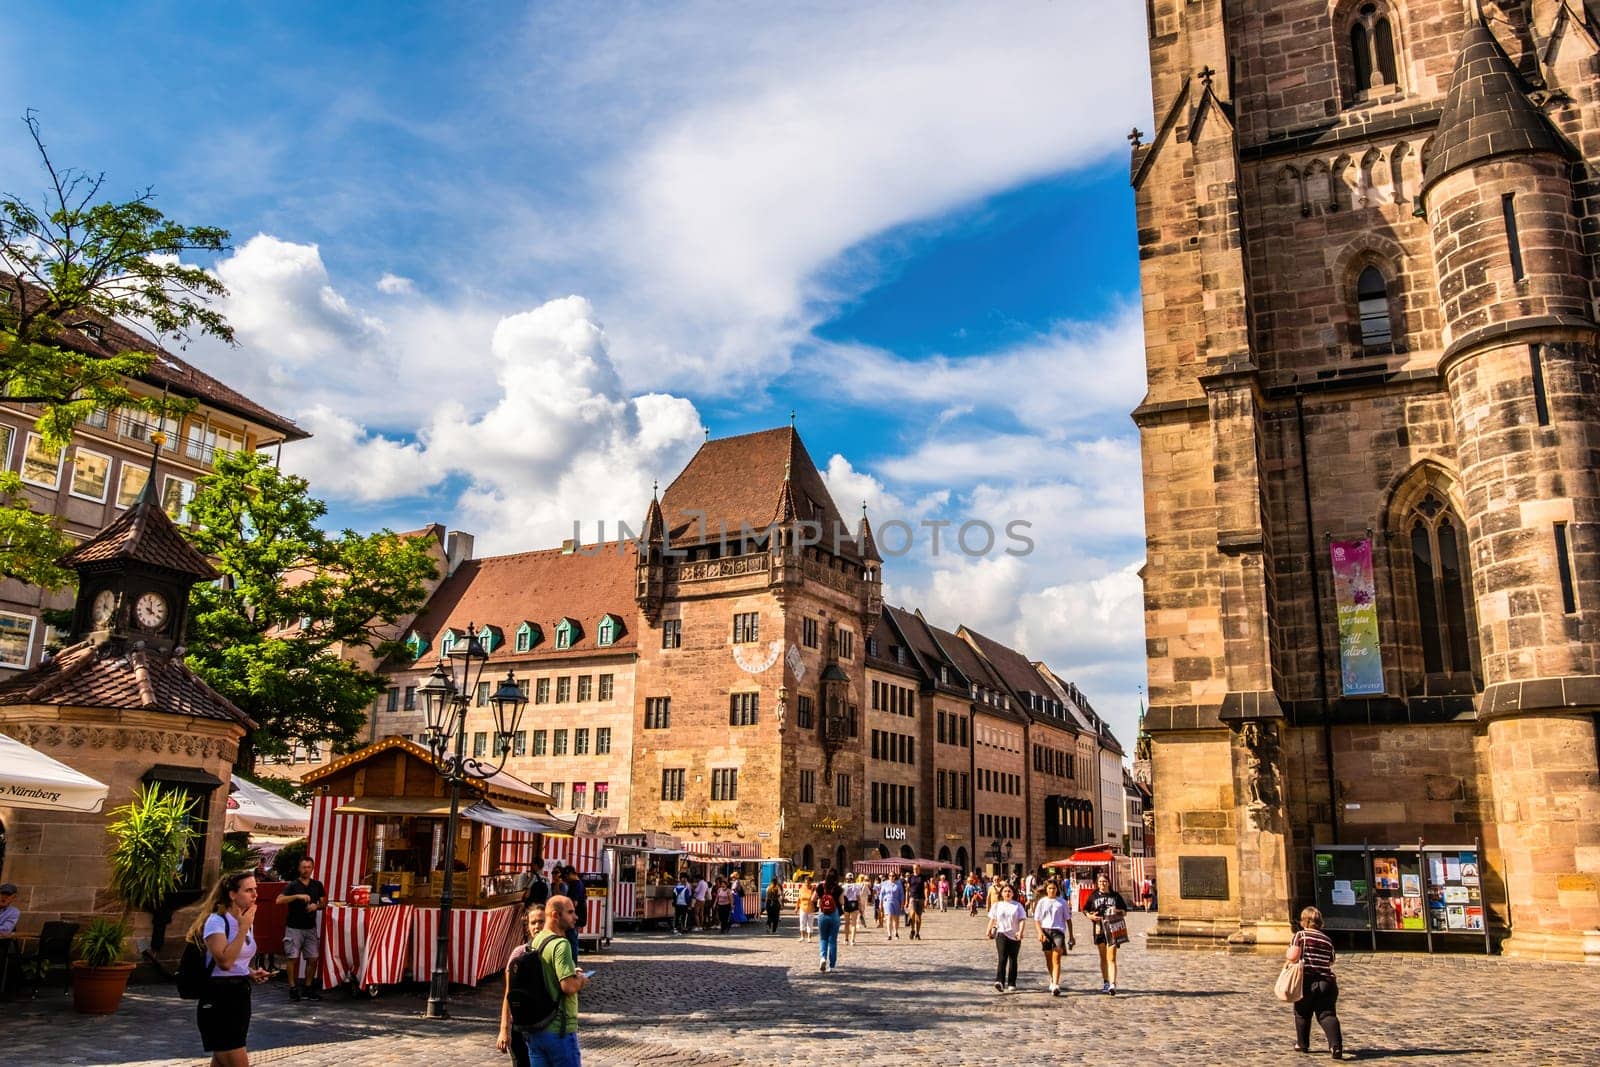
[817,890,838,914]
[177,913,229,999]
[506,933,566,1032]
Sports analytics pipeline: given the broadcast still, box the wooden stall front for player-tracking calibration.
[299,738,568,990]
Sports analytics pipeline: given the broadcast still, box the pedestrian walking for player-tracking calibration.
[965,874,983,916]
[871,875,885,927]
[500,894,588,1067]
[672,873,693,934]
[1288,906,1347,1059]
[937,874,951,912]
[815,874,843,972]
[764,879,784,934]
[906,871,925,940]
[187,870,272,1067]
[694,874,711,930]
[1083,872,1128,995]
[841,874,865,945]
[879,870,905,940]
[523,862,551,909]
[797,879,817,942]
[1032,879,1072,996]
[729,873,747,927]
[714,877,733,933]
[498,903,546,1067]
[561,867,587,963]
[986,883,1027,993]
[279,855,325,1001]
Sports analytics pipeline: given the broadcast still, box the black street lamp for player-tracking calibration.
[988,837,1013,871]
[417,622,528,1020]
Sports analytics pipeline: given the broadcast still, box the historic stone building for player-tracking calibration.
[1133,1,1600,958]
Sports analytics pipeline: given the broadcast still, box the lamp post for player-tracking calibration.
[988,837,1013,874]
[417,622,529,1020]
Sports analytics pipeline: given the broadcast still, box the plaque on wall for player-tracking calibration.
[1178,855,1230,900]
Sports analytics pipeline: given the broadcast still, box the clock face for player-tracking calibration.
[134,591,170,631]
[91,589,118,626]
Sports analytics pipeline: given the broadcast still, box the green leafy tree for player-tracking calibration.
[0,113,231,587]
[183,450,438,766]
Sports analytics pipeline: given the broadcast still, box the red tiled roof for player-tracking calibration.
[401,541,639,665]
[2,274,305,440]
[959,626,1053,702]
[0,639,253,726]
[659,427,860,559]
[59,495,218,579]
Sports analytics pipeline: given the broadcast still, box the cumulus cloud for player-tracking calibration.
[376,273,416,295]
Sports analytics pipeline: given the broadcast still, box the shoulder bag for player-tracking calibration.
[1274,934,1305,1002]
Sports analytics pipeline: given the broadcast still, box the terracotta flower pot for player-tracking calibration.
[70,961,136,1014]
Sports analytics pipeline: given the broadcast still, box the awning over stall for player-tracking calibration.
[227,774,310,834]
[460,801,573,835]
[0,732,109,813]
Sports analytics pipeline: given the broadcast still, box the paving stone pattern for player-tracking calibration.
[5,912,1597,1065]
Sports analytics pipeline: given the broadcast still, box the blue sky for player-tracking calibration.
[5,2,1154,749]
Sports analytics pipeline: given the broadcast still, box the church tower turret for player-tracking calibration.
[1419,16,1600,960]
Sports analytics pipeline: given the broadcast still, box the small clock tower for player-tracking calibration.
[59,476,217,653]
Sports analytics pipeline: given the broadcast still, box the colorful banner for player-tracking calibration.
[1330,538,1384,695]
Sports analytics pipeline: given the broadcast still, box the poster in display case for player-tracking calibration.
[1310,840,1492,953]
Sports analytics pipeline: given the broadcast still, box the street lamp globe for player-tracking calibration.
[488,670,528,743]
[417,662,457,743]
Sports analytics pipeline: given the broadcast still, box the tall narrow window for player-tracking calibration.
[1409,493,1475,676]
[1502,193,1525,282]
[1373,18,1397,84]
[1555,522,1578,614]
[1530,344,1550,426]
[1357,266,1392,348]
[1351,22,1373,90]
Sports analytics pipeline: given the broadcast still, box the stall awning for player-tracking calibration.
[227,774,310,835]
[851,857,952,875]
[0,732,109,813]
[336,797,455,816]
[460,801,571,835]
[1043,848,1116,868]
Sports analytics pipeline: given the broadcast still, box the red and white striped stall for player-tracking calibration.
[540,834,611,946]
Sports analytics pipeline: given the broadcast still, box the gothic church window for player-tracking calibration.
[1356,266,1393,349]
[1345,3,1401,98]
[1409,493,1472,676]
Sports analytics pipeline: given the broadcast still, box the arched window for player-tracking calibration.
[803,844,816,869]
[1409,492,1473,675]
[1347,3,1401,96]
[1351,23,1372,90]
[1357,266,1393,349]
[1374,18,1398,84]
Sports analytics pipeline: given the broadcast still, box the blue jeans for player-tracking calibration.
[816,912,840,966]
[525,1027,581,1067]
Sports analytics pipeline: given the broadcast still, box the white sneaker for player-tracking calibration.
[1049,983,1059,995]
[819,960,827,972]
[1006,985,1017,993]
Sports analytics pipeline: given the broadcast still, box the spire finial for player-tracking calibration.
[704,426,710,442]
[861,500,868,517]
[790,409,796,428]
[652,479,659,500]
[1127,126,1143,148]
[134,432,163,509]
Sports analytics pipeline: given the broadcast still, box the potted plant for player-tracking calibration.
[69,917,134,1014]
[71,784,199,1013]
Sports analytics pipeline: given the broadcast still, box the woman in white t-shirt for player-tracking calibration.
[1032,879,1073,996]
[184,870,271,1066]
[985,883,1028,993]
[841,876,866,945]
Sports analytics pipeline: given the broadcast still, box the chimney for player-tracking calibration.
[445,531,475,575]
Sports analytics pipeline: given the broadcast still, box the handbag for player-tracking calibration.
[1275,959,1304,1002]
[1102,914,1130,946]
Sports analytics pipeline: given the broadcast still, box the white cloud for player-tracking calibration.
[376,273,416,295]
[282,406,442,502]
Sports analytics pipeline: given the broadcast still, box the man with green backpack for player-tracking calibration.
[497,895,589,1067]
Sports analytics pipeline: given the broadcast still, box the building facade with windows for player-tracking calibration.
[1134,2,1600,958]
[0,276,305,675]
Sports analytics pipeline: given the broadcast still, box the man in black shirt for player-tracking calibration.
[281,855,327,1001]
[524,862,550,907]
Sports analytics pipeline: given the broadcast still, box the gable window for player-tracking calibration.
[597,614,620,647]
[555,618,578,649]
[1409,492,1474,677]
[516,621,541,652]
[1355,265,1394,351]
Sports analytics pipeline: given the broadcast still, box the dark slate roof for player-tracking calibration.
[0,639,253,726]
[857,511,883,563]
[59,494,219,580]
[1422,23,1573,193]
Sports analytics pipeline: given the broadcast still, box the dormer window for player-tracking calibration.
[404,630,429,660]
[555,617,580,650]
[440,627,461,656]
[73,321,103,342]
[596,614,622,647]
[515,621,541,653]
[478,625,502,654]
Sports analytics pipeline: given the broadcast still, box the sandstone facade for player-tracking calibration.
[1135,1,1600,957]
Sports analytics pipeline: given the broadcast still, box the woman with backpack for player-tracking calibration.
[185,870,272,1067]
[815,873,843,972]
[497,903,545,1067]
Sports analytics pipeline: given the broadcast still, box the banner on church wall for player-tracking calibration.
[1330,538,1384,696]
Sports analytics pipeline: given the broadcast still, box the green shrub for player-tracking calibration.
[106,783,199,914]
[73,917,130,967]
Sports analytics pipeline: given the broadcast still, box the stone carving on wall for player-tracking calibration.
[9,721,236,762]
[1238,720,1281,831]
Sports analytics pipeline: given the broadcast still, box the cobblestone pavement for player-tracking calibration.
[6,910,1597,1065]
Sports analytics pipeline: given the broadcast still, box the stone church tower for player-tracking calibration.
[1133,0,1600,959]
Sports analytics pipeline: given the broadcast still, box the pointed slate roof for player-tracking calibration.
[1422,21,1574,194]
[58,492,218,580]
[857,510,883,563]
[0,639,252,727]
[642,493,665,543]
[659,427,860,559]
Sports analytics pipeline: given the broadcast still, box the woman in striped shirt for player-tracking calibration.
[1286,906,1346,1059]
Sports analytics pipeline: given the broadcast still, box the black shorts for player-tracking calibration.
[910,899,924,914]
[197,977,251,1052]
[843,899,859,913]
[1041,930,1068,953]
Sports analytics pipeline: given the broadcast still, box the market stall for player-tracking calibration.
[542,833,611,947]
[682,841,765,923]
[300,737,566,992]
[1044,846,1129,911]
[605,832,684,929]
[850,856,953,877]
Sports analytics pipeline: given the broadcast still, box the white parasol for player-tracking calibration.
[0,732,110,813]
[226,774,310,835]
